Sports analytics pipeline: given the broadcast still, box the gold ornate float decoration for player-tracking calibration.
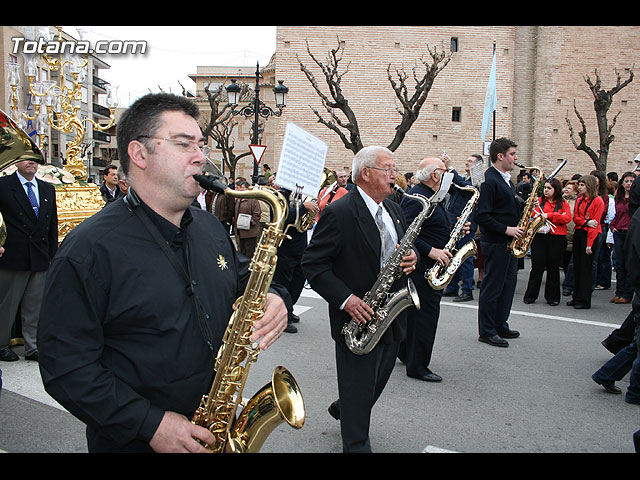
[6,26,117,242]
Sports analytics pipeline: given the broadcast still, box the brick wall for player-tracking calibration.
[272,26,640,183]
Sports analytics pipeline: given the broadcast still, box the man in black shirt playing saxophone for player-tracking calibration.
[37,93,289,453]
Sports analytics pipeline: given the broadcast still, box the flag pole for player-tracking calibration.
[492,40,496,141]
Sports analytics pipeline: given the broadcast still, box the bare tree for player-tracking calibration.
[298,36,452,154]
[566,67,634,172]
[210,119,252,179]
[198,81,254,178]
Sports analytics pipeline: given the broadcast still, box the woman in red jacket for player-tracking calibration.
[568,175,605,309]
[523,178,572,306]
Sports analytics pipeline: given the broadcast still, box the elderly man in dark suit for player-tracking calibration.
[0,159,58,362]
[301,145,417,453]
[474,137,524,348]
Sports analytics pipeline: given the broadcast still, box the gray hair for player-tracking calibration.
[351,146,393,182]
[415,161,439,183]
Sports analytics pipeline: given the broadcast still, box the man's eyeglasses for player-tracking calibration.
[137,136,211,157]
[367,166,399,176]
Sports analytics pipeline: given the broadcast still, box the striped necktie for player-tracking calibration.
[25,181,39,217]
[375,205,394,269]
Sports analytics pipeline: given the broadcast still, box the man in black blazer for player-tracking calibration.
[0,159,58,361]
[99,164,122,204]
[301,145,417,453]
[474,138,524,347]
[399,157,461,384]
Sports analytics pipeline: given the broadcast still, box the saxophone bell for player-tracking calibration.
[509,165,545,258]
[225,366,305,453]
[426,184,479,290]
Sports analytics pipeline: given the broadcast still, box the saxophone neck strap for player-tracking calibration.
[128,190,216,358]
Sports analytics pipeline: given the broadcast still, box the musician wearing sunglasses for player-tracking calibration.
[37,93,289,453]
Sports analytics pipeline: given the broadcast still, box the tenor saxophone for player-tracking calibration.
[192,174,305,453]
[508,164,546,258]
[293,167,337,232]
[426,184,479,290]
[342,186,434,355]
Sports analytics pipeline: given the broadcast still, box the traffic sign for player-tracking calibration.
[249,144,266,165]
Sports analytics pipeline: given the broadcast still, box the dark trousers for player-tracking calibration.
[572,229,594,308]
[399,279,442,375]
[524,234,566,304]
[478,242,518,338]
[334,339,399,453]
[273,250,306,319]
[613,230,633,301]
[603,302,637,353]
[595,225,612,288]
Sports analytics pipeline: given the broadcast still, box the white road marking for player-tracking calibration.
[441,301,620,329]
[423,445,458,453]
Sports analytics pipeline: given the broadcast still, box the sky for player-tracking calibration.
[63,26,277,107]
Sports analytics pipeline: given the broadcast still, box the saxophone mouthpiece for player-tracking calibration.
[392,183,404,194]
[193,174,227,194]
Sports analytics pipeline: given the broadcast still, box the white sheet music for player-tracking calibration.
[275,122,327,199]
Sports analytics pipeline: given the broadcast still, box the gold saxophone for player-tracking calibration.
[509,163,546,258]
[342,186,433,355]
[426,184,479,290]
[0,109,46,245]
[192,174,305,453]
[293,167,337,232]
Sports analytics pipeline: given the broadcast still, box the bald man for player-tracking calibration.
[398,157,454,383]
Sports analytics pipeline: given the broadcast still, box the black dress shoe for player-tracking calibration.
[592,375,622,394]
[523,298,535,304]
[478,335,509,347]
[24,351,39,362]
[574,304,590,310]
[566,300,575,306]
[328,401,340,420]
[284,322,298,333]
[0,346,19,362]
[547,300,559,306]
[289,313,300,323]
[497,329,520,339]
[453,292,473,302]
[407,369,442,382]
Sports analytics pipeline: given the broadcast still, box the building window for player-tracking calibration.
[451,37,458,52]
[452,107,461,122]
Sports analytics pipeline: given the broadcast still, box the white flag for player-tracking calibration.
[481,50,497,141]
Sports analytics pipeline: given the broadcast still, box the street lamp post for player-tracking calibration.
[226,61,288,183]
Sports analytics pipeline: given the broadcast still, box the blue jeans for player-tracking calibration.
[593,325,640,403]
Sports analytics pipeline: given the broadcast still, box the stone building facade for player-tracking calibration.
[268,26,639,182]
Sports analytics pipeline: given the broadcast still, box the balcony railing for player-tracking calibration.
[93,103,111,117]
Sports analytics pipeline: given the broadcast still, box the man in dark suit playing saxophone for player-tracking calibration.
[474,137,524,347]
[301,145,417,453]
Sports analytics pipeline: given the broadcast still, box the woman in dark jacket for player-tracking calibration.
[610,171,637,304]
[232,181,262,258]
